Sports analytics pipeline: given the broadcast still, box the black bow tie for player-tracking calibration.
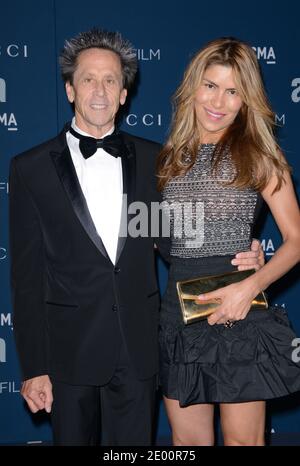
[69,127,124,159]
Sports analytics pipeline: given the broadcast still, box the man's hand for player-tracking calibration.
[21,375,53,414]
[231,239,265,271]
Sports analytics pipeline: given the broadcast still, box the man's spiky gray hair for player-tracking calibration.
[59,28,138,89]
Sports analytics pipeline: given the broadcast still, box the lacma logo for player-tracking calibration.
[261,238,275,256]
[0,78,6,102]
[252,46,276,64]
[0,338,6,363]
[0,80,18,131]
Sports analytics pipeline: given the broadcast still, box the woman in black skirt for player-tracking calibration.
[157,37,300,446]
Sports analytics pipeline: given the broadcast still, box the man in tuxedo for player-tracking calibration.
[9,28,263,446]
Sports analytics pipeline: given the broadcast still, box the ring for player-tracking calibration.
[224,320,236,328]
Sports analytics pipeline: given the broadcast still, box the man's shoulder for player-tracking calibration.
[120,130,161,152]
[13,136,57,163]
[12,126,67,165]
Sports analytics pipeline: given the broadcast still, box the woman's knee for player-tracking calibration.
[172,431,214,446]
[223,434,265,446]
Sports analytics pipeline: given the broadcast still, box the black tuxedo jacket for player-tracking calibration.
[9,124,167,385]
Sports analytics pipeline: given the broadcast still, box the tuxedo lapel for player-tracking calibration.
[115,136,136,264]
[50,132,110,261]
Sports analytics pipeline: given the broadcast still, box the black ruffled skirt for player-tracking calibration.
[159,255,300,406]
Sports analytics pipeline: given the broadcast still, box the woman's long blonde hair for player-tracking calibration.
[157,37,290,191]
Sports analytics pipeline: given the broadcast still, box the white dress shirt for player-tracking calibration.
[66,117,123,264]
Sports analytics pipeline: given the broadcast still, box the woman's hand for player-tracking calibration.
[232,239,265,271]
[196,280,259,325]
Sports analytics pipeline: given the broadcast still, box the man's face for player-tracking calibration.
[66,48,127,138]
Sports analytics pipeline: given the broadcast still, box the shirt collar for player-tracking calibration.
[71,117,115,139]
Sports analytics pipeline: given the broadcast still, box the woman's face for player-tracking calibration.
[194,64,243,143]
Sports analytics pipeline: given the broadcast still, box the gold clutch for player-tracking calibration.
[176,269,268,325]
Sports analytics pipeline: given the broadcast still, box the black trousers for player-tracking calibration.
[51,338,157,446]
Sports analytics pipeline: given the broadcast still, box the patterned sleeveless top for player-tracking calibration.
[162,144,262,258]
